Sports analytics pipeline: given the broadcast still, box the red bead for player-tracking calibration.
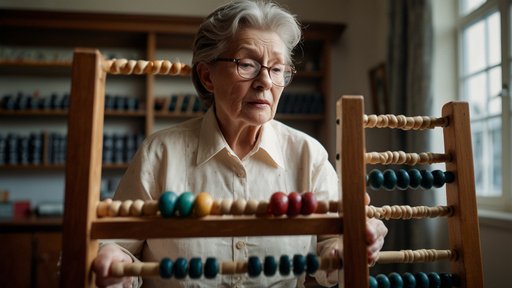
[300,192,317,215]
[269,192,289,216]
[287,192,302,216]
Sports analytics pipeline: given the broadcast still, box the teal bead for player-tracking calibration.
[204,257,219,279]
[388,272,404,288]
[415,272,430,288]
[159,191,178,218]
[431,170,446,188]
[408,169,422,189]
[383,169,398,190]
[376,274,391,288]
[248,256,262,277]
[174,257,188,279]
[306,253,319,274]
[159,257,173,279]
[368,169,384,190]
[402,272,416,288]
[264,256,277,276]
[428,272,441,288]
[439,273,453,288]
[176,191,195,217]
[279,255,291,276]
[369,276,378,288]
[420,170,434,189]
[444,171,455,183]
[292,254,306,275]
[188,257,202,279]
[395,169,410,190]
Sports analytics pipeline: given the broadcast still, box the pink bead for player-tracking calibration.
[269,192,289,216]
[287,192,302,216]
[300,192,317,215]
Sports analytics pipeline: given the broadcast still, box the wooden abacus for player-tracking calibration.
[60,49,483,287]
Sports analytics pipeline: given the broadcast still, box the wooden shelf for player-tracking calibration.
[0,109,68,116]
[0,164,129,170]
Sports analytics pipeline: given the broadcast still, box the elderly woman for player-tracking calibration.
[93,1,387,287]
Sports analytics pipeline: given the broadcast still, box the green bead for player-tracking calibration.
[402,272,416,288]
[368,169,384,190]
[408,169,422,189]
[159,257,173,279]
[188,257,202,279]
[376,274,391,288]
[159,191,178,218]
[383,169,398,190]
[420,170,434,189]
[264,256,277,276]
[279,255,291,276]
[204,257,219,279]
[395,169,410,190]
[388,272,404,288]
[174,257,188,279]
[176,191,195,217]
[292,254,306,275]
[428,272,441,288]
[306,253,319,274]
[248,256,262,277]
[431,170,446,188]
[369,276,378,288]
[415,272,430,288]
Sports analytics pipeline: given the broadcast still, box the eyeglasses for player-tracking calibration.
[213,58,296,87]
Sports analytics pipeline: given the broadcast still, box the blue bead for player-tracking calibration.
[395,169,410,190]
[279,255,291,276]
[188,257,202,279]
[174,257,188,279]
[431,170,446,188]
[420,170,434,189]
[428,272,441,288]
[383,169,398,191]
[248,256,262,277]
[408,169,422,189]
[444,171,455,183]
[439,273,453,288]
[264,256,277,276]
[388,272,403,288]
[415,272,430,288]
[176,191,195,217]
[204,257,219,279]
[368,169,384,190]
[306,253,319,274]
[402,272,416,288]
[159,191,178,218]
[292,254,306,275]
[159,257,173,279]
[369,276,378,288]
[376,274,391,288]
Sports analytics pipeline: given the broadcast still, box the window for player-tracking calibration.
[458,0,512,211]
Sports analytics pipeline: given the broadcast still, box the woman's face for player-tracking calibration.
[203,28,288,128]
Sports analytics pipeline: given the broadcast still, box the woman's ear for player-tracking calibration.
[196,62,215,93]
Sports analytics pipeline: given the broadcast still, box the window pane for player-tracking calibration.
[489,66,502,115]
[461,0,486,15]
[488,12,501,66]
[465,72,486,116]
[464,20,486,75]
[472,123,485,195]
[490,118,502,196]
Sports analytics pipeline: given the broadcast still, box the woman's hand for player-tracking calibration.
[364,192,387,265]
[93,243,134,288]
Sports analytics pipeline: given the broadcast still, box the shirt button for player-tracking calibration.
[235,241,245,249]
[236,170,245,177]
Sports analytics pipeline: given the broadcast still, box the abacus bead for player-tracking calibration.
[301,192,318,215]
[369,276,378,288]
[408,169,422,189]
[287,192,302,216]
[376,274,391,288]
[248,256,262,277]
[193,192,213,217]
[174,258,188,279]
[189,257,203,279]
[159,257,173,279]
[159,191,178,218]
[388,272,403,288]
[279,255,291,276]
[431,170,446,188]
[402,272,416,288]
[204,257,219,279]
[306,253,319,274]
[264,256,277,276]
[427,272,441,288]
[444,171,455,183]
[415,272,430,288]
[439,273,453,288]
[383,169,398,191]
[270,192,289,216]
[368,169,384,190]
[395,169,410,190]
[292,254,306,275]
[420,170,434,189]
[176,192,195,217]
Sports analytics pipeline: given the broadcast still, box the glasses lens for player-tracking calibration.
[237,59,260,79]
[236,59,294,87]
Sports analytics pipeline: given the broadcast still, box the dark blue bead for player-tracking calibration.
[383,169,398,191]
[369,276,378,288]
[204,257,219,279]
[431,170,446,188]
[388,272,404,288]
[176,191,195,217]
[428,272,441,288]
[408,169,422,189]
[395,169,410,190]
[188,257,202,279]
[174,257,188,279]
[376,274,391,288]
[420,170,434,189]
[159,257,173,279]
[444,171,455,183]
[292,254,306,275]
[264,256,277,276]
[159,191,178,218]
[306,253,319,274]
[402,272,416,288]
[279,255,291,276]
[248,256,262,277]
[439,273,453,288]
[368,169,384,190]
[415,272,430,288]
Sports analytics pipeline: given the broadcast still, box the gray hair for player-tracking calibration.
[192,0,302,109]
